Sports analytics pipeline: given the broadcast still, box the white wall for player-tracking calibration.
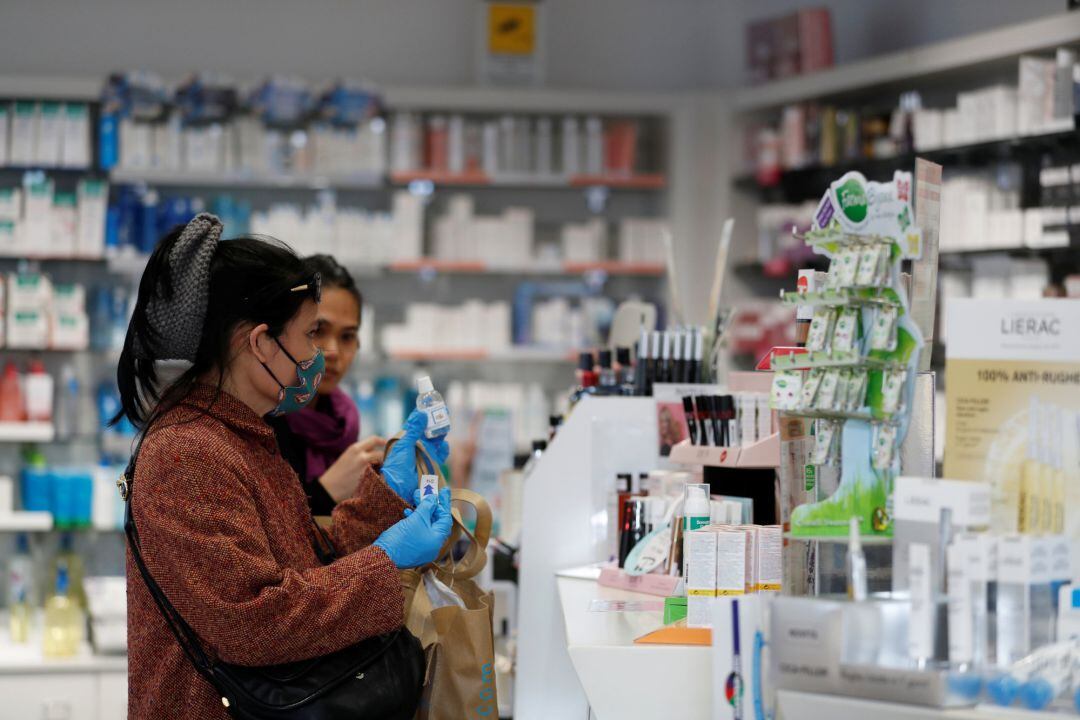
[709,0,1066,87]
[0,0,714,91]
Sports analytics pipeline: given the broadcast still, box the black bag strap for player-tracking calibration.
[121,441,217,681]
[120,435,339,684]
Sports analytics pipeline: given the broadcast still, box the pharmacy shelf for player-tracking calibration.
[0,512,52,531]
[389,169,667,190]
[109,167,384,191]
[0,254,105,263]
[387,258,665,277]
[734,129,1080,201]
[0,422,55,442]
[382,85,681,114]
[0,74,100,101]
[775,690,1048,720]
[733,10,1080,111]
[102,253,665,280]
[386,347,576,363]
[938,244,1077,258]
[669,433,780,468]
[783,532,893,546]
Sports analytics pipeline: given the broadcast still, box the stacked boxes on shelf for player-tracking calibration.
[390,111,656,181]
[5,272,89,350]
[2,101,92,169]
[0,177,107,259]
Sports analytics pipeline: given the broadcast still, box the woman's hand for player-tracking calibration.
[373,488,453,568]
[318,435,387,503]
[382,410,450,503]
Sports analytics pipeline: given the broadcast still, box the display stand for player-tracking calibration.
[515,397,660,720]
[669,433,780,468]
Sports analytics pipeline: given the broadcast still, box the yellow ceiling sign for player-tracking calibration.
[488,3,535,55]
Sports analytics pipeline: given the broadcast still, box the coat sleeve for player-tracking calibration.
[133,434,404,667]
[328,466,410,554]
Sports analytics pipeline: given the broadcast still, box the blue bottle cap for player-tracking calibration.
[1019,678,1056,710]
[56,564,69,595]
[987,674,1020,706]
[946,672,983,700]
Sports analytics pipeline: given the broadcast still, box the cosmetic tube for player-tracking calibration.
[846,516,867,601]
[635,328,649,396]
[683,396,699,445]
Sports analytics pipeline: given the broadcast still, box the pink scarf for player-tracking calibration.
[283,388,360,483]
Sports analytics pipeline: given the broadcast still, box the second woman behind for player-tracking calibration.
[270,255,386,514]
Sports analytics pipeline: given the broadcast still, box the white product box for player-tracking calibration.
[755,525,783,592]
[716,528,747,598]
[0,105,9,166]
[9,102,35,165]
[912,109,943,151]
[0,219,16,258]
[685,529,718,628]
[61,103,91,168]
[51,310,89,350]
[1018,56,1055,136]
[35,101,63,166]
[7,307,49,348]
[7,272,51,309]
[0,187,19,222]
[50,193,78,256]
[77,179,108,258]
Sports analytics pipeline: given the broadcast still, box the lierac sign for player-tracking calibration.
[947,299,1080,362]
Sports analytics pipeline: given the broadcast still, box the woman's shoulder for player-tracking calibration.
[139,404,249,472]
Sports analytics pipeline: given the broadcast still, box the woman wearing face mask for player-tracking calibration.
[115,214,449,719]
[269,255,386,514]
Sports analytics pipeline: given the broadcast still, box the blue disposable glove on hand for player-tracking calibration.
[373,488,453,569]
[381,410,450,503]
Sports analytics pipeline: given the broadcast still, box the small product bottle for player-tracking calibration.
[24,360,54,422]
[548,414,563,441]
[615,346,634,395]
[52,533,86,609]
[0,362,25,422]
[681,483,711,577]
[596,350,618,395]
[8,533,34,644]
[43,561,81,658]
[683,483,711,533]
[523,439,547,478]
[55,364,79,439]
[415,376,450,440]
[570,352,598,405]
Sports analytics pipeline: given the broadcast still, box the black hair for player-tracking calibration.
[303,254,362,318]
[114,227,316,431]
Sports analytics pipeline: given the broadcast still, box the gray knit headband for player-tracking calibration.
[136,212,222,362]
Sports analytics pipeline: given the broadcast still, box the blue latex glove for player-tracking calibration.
[381,410,450,503]
[373,488,453,569]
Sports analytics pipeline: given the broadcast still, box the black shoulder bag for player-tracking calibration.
[120,445,425,720]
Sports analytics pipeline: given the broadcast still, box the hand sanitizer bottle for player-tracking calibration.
[416,376,450,439]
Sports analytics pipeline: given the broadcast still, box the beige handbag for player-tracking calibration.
[385,435,499,720]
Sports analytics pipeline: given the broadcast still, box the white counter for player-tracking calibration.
[556,566,711,720]
[554,572,1051,720]
[0,612,127,720]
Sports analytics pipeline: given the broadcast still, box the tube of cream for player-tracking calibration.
[683,396,699,445]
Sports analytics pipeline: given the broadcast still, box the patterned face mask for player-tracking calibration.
[262,337,324,417]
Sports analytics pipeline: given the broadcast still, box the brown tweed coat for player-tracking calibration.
[127,384,406,718]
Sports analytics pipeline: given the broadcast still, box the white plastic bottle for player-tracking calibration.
[24,360,54,422]
[416,376,450,439]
